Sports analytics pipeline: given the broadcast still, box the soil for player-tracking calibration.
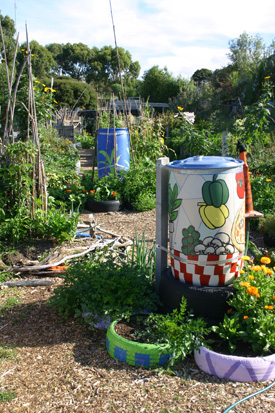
[1,208,275,412]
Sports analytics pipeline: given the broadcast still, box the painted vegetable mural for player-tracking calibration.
[198,175,229,229]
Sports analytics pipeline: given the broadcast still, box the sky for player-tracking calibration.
[2,0,275,79]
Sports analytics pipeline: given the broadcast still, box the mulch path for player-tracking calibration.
[0,209,274,412]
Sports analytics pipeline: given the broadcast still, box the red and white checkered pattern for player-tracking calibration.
[170,249,243,286]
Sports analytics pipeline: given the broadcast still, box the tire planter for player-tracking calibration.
[85,199,121,213]
[106,318,172,367]
[194,345,275,382]
[159,268,234,323]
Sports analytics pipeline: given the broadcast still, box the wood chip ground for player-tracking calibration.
[0,209,274,412]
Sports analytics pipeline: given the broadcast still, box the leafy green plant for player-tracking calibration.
[259,213,275,240]
[119,160,156,210]
[132,297,210,365]
[48,247,160,324]
[74,132,95,149]
[126,231,156,279]
[212,256,275,354]
[84,174,121,201]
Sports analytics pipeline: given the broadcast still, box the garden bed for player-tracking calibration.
[0,209,274,412]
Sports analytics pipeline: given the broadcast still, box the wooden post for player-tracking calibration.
[156,157,170,293]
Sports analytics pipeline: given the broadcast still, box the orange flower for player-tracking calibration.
[273,296,275,300]
[247,286,260,298]
[248,275,254,280]
[112,191,117,196]
[64,189,71,193]
[265,305,274,310]
[243,315,248,319]
[227,308,233,314]
[83,190,87,193]
[261,257,271,265]
[90,190,95,194]
[252,265,262,272]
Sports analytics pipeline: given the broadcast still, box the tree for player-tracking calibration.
[0,15,16,67]
[47,43,92,80]
[17,41,57,78]
[140,66,180,102]
[191,68,213,84]
[87,45,140,92]
[52,77,97,109]
[228,32,265,75]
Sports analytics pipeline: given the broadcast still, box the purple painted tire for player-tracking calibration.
[194,345,275,382]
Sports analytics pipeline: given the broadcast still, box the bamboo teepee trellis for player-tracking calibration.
[0,21,48,216]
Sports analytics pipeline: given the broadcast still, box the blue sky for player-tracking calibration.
[2,0,275,79]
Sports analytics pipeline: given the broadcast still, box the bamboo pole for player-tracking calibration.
[108,0,135,164]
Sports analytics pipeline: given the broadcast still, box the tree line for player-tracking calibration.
[1,13,275,125]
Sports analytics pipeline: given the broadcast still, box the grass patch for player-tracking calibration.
[0,297,21,317]
[0,390,17,402]
[0,345,17,363]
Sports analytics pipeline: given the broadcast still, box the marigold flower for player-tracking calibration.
[112,192,117,196]
[242,255,252,261]
[273,296,275,300]
[252,265,262,271]
[247,286,260,298]
[177,106,184,111]
[239,270,245,274]
[227,308,233,314]
[261,257,271,265]
[248,275,254,280]
[90,190,95,194]
[243,315,248,319]
[266,179,272,182]
[265,305,274,310]
[240,281,250,287]
[265,76,271,79]
[64,189,71,193]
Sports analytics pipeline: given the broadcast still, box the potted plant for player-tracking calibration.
[106,297,210,368]
[194,255,275,382]
[258,214,275,247]
[84,175,121,212]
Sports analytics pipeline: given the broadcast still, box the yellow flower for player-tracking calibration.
[252,265,262,271]
[248,275,254,280]
[177,106,184,111]
[265,76,271,79]
[265,305,274,310]
[266,179,272,182]
[240,281,250,287]
[243,315,248,319]
[239,270,245,274]
[261,256,272,265]
[242,255,252,261]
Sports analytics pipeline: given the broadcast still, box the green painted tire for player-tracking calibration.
[106,318,172,367]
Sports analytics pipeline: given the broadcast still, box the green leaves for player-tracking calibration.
[168,183,182,222]
[212,264,275,355]
[48,248,160,324]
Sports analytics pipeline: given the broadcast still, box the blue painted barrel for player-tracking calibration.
[97,128,130,178]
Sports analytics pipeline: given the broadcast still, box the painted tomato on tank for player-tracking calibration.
[236,172,245,199]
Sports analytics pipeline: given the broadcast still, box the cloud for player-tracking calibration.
[4,0,275,79]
